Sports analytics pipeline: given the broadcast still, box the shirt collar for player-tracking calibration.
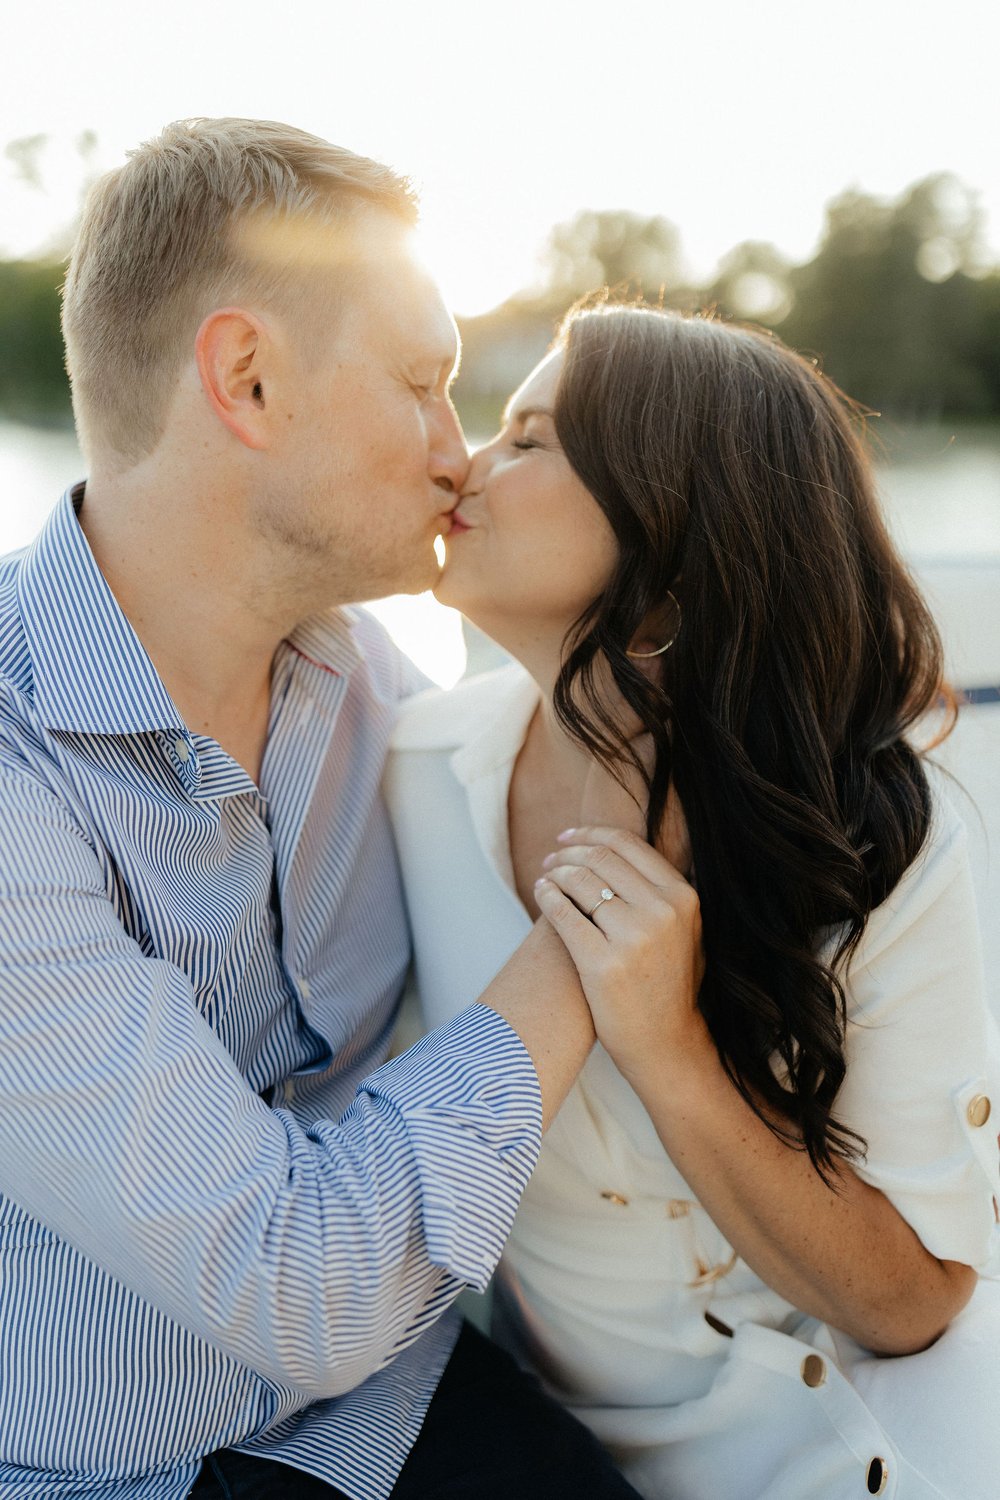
[18,484,363,735]
[284,607,364,684]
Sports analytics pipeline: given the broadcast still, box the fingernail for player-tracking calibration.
[556,828,576,842]
[541,852,556,868]
[534,876,549,889]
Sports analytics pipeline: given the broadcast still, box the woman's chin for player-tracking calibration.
[432,561,468,612]
[433,577,492,642]
[433,559,515,645]
[431,574,455,608]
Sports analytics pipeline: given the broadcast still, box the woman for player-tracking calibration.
[384,305,1000,1499]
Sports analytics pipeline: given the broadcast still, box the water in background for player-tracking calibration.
[0,421,470,686]
[876,427,1000,562]
[3,418,999,1003]
[2,418,999,685]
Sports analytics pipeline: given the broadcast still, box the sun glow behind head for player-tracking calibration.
[366,590,467,688]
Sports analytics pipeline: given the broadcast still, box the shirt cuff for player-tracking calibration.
[855,1073,1000,1272]
[359,1004,542,1290]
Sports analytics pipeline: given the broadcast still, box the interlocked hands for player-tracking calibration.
[534,823,708,1087]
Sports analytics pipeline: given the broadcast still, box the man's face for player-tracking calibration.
[258,218,469,605]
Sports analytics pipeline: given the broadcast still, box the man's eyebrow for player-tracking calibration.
[501,401,555,427]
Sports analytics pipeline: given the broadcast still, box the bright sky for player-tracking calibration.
[2,0,998,315]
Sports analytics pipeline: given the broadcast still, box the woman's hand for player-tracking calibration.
[535,830,976,1357]
[534,826,709,1087]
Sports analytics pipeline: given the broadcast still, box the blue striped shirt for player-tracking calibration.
[0,487,542,1500]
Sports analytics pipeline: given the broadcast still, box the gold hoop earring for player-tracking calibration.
[626,591,682,658]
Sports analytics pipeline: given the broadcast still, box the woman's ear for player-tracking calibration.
[194,307,271,451]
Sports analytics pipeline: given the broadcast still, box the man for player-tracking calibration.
[0,120,639,1499]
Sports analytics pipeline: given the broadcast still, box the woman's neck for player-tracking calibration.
[504,627,634,917]
[496,626,598,785]
[507,697,593,920]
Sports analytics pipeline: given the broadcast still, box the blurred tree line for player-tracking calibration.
[455,174,1000,435]
[1,166,998,432]
[0,131,85,421]
[0,257,67,420]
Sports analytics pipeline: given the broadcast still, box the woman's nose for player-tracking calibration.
[459,441,496,498]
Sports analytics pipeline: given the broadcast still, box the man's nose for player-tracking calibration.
[430,400,470,496]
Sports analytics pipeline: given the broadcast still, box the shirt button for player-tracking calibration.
[967,1094,992,1128]
[173,738,190,763]
[600,1191,629,1207]
[866,1456,888,1494]
[800,1354,826,1387]
[298,976,311,1001]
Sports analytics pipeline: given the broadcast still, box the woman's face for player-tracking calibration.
[436,350,618,646]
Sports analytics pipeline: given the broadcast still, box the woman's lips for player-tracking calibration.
[448,513,472,534]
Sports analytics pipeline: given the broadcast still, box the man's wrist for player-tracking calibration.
[481,919,596,1130]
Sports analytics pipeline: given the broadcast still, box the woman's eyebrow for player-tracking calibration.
[502,401,556,426]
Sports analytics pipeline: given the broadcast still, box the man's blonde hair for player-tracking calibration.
[61,118,417,465]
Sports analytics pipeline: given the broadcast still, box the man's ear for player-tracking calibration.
[194,307,272,451]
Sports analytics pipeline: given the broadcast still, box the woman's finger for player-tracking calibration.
[541,862,633,931]
[555,825,690,895]
[541,841,657,912]
[532,877,609,963]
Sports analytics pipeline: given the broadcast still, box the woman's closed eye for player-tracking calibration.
[512,422,554,452]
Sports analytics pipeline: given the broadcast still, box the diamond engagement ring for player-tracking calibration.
[586,887,616,919]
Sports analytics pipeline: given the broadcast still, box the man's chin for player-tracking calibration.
[390,553,443,600]
[344,549,440,606]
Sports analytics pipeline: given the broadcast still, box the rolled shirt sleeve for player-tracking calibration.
[362,1004,543,1289]
[832,779,1000,1270]
[0,757,541,1400]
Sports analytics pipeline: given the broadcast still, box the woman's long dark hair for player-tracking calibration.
[551,304,951,1176]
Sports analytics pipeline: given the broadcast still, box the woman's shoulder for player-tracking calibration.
[868,765,968,929]
[842,762,975,985]
[390,661,532,753]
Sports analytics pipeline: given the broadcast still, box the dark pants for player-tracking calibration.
[190,1321,641,1499]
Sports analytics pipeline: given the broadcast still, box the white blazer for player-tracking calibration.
[386,663,1000,1500]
